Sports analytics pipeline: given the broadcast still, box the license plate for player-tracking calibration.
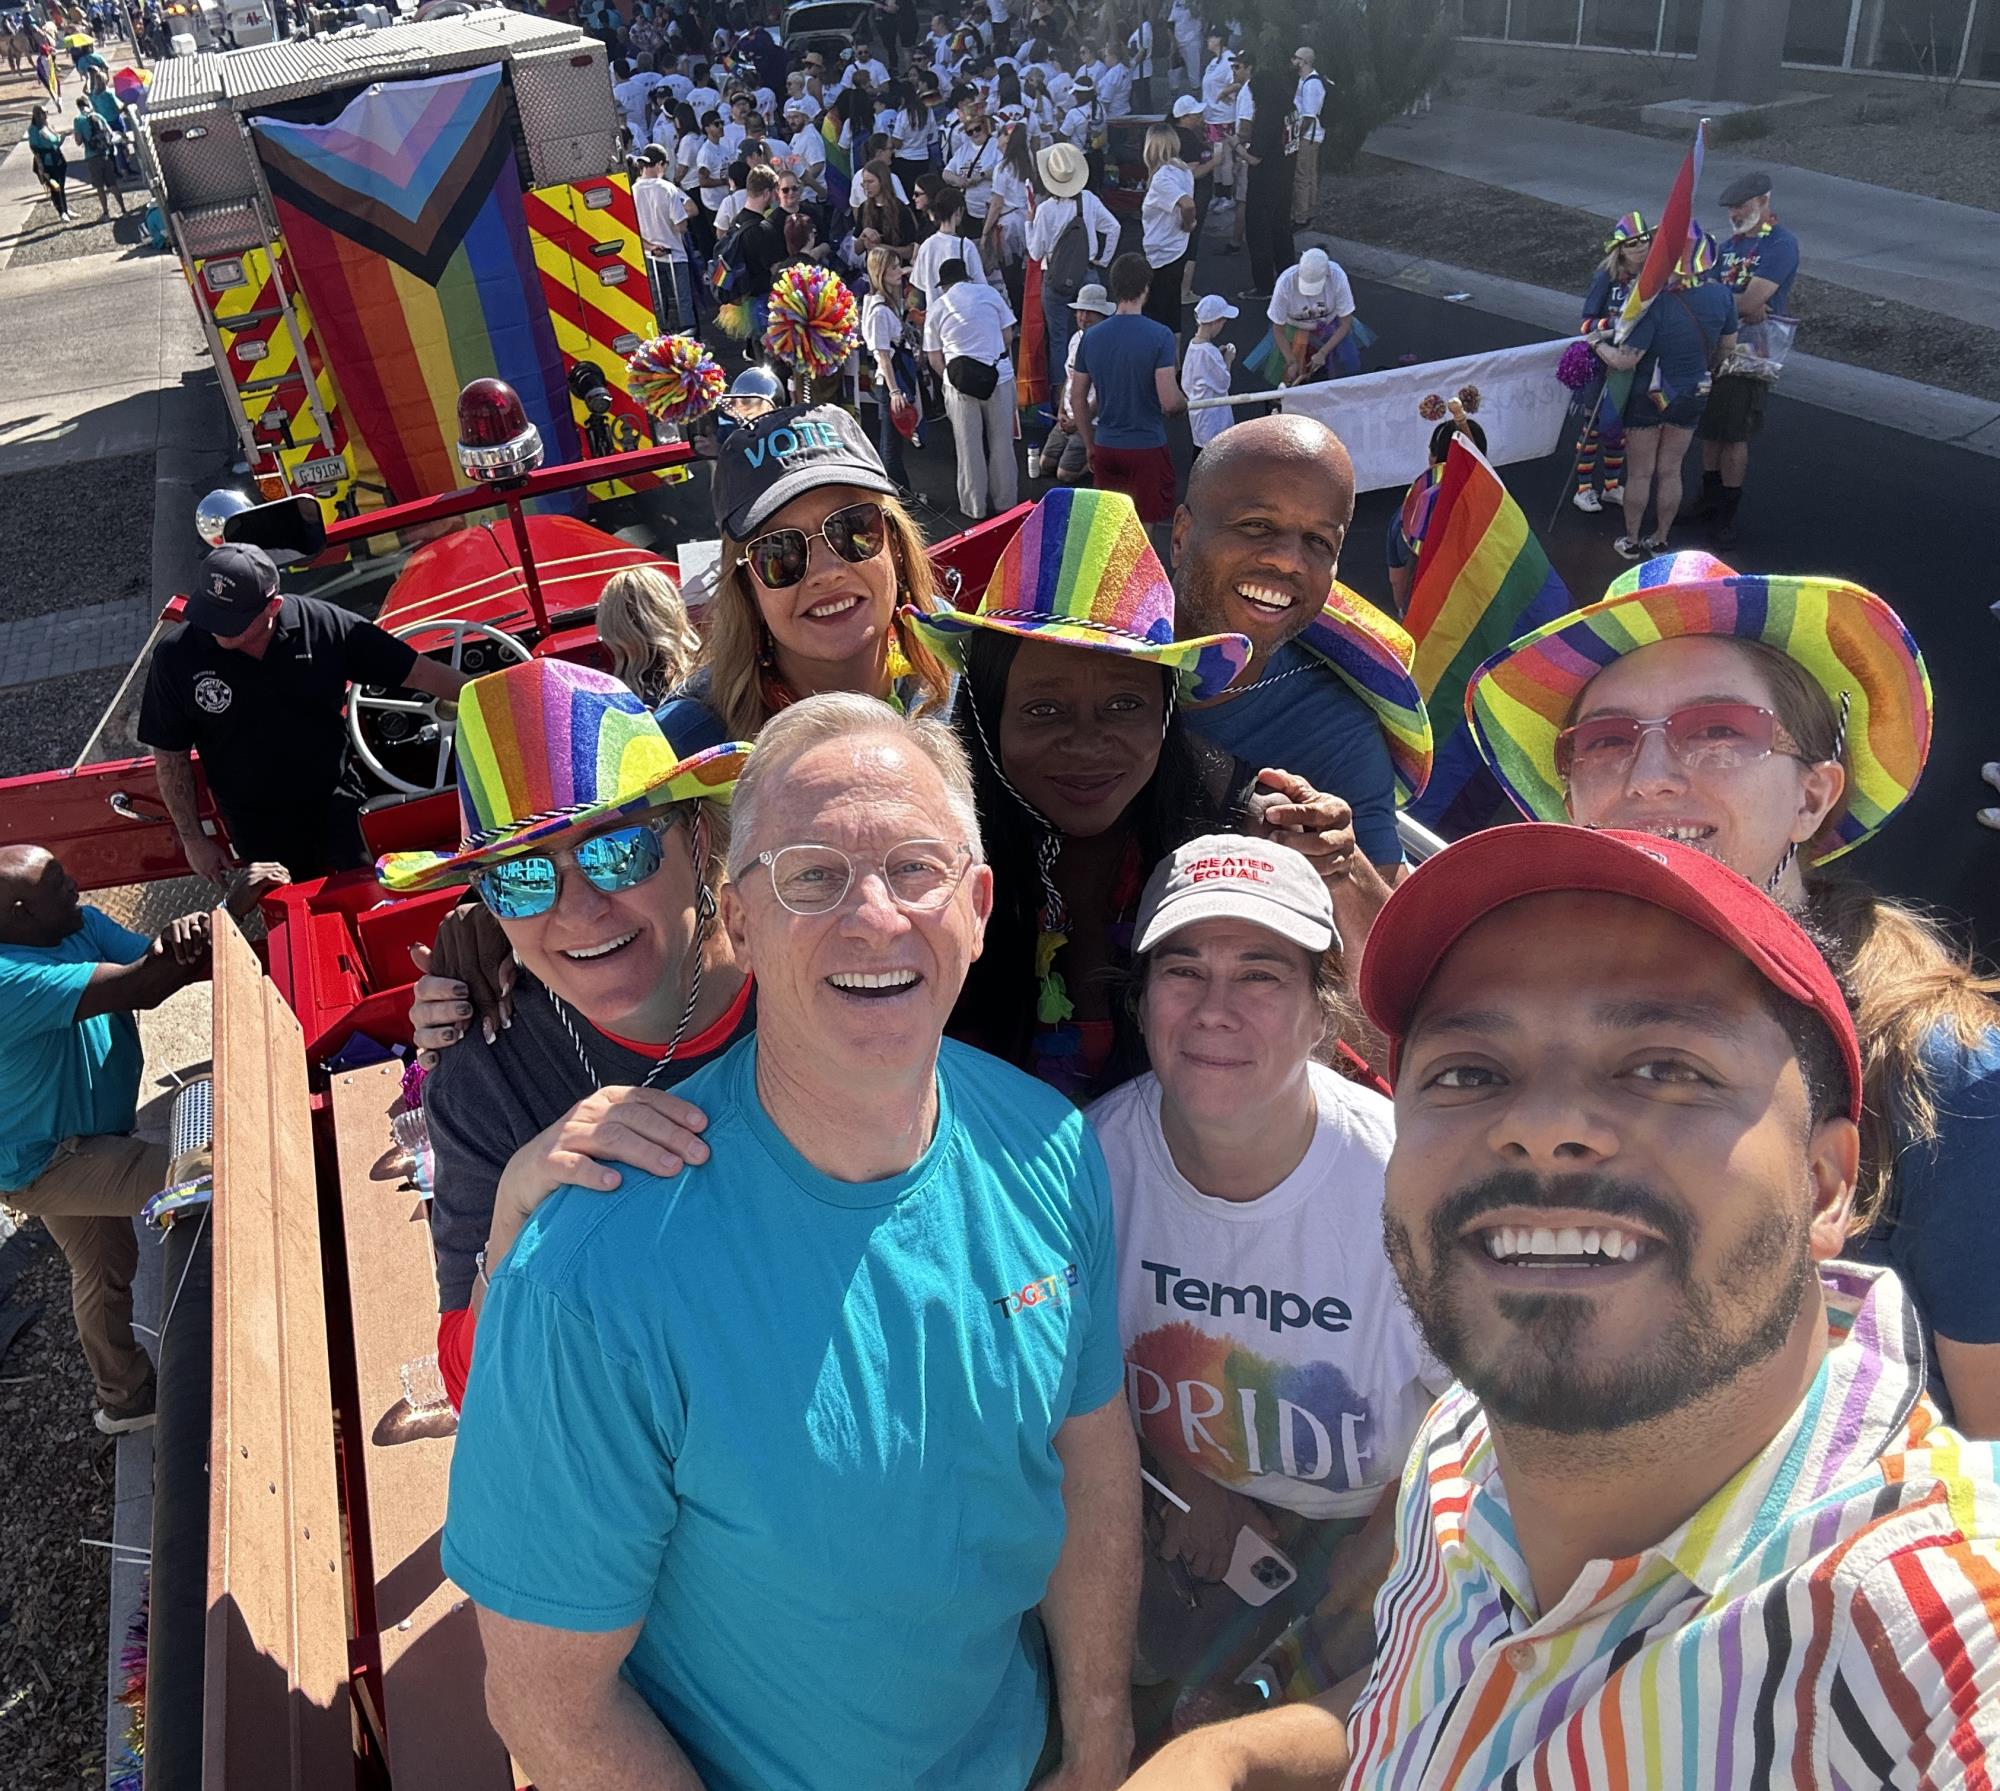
[294,455,346,488]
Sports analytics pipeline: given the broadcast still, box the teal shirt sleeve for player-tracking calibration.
[442,1263,685,1631]
[1070,1126,1125,1415]
[0,914,141,1035]
[84,908,152,966]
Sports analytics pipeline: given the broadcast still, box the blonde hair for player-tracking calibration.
[698,492,955,741]
[597,566,701,707]
[1143,122,1181,173]
[866,244,904,311]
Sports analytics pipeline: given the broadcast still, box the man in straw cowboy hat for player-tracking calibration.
[1029,138,1120,386]
[378,657,753,1410]
[442,689,1142,1791]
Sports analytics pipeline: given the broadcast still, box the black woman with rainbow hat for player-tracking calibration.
[903,486,1356,1103]
[1465,550,2000,1434]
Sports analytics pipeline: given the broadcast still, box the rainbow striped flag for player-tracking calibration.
[820,114,852,216]
[1615,120,1705,344]
[249,66,574,505]
[1403,437,1574,826]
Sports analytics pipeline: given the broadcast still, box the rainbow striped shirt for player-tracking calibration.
[1344,1262,2000,1789]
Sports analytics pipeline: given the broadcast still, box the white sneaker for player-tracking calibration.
[1601,481,1624,501]
[1572,489,1602,514]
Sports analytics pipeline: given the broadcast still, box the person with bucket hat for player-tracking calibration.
[903,486,1354,1103]
[1688,169,1802,545]
[443,692,1143,1791]
[1125,824,2000,1789]
[1568,211,1650,515]
[1027,139,1119,381]
[1464,552,2000,1435]
[1031,280,1116,484]
[138,543,468,884]
[1089,835,1448,1749]
[378,658,752,1410]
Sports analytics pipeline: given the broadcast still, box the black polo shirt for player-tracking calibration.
[138,595,418,862]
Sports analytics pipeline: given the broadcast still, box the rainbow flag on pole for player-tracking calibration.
[1402,438,1574,826]
[820,113,853,215]
[1615,119,1705,344]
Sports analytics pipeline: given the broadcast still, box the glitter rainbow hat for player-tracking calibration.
[899,488,1251,700]
[1292,585,1434,803]
[1464,552,1933,864]
[375,659,750,893]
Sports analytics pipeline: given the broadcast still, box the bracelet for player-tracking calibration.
[474,1247,490,1294]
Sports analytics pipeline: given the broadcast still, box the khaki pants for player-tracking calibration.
[1292,136,1320,225]
[9,1133,164,1406]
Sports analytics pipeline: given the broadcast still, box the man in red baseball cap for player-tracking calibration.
[1120,826,2000,1791]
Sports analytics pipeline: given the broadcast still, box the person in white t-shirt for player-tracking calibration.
[691,112,732,216]
[1181,293,1237,452]
[909,183,987,311]
[922,258,1017,519]
[1290,46,1327,226]
[633,147,699,331]
[1139,122,1195,342]
[1087,836,1448,1717]
[942,111,1001,224]
[1266,246,1357,384]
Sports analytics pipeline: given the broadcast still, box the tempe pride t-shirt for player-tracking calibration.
[1089,1063,1449,1519]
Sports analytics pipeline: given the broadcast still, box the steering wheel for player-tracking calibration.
[347,618,531,797]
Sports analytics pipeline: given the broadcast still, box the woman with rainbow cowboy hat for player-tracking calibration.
[1464,551,2000,1434]
[902,486,1358,1103]
[376,658,753,1408]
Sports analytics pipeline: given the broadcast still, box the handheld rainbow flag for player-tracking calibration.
[1402,437,1574,826]
[1614,119,1706,344]
[820,113,852,215]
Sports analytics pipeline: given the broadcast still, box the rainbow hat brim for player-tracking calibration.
[1292,581,1434,803]
[377,740,750,894]
[904,604,1251,700]
[1464,555,1932,864]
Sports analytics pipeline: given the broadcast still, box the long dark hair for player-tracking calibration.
[857,157,913,244]
[948,631,1240,1077]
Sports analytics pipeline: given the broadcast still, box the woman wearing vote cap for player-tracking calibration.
[1465,551,2000,1433]
[380,658,754,1408]
[904,486,1356,1103]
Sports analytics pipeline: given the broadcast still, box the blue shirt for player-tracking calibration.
[1187,644,1403,866]
[1623,281,1736,403]
[1074,312,1176,449]
[1718,221,1800,314]
[0,907,149,1191]
[442,1035,1123,1791]
[1856,1026,2000,1360]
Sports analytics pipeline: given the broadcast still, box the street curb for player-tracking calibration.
[1305,233,2000,461]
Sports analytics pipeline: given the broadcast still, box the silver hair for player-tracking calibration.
[725,692,986,878]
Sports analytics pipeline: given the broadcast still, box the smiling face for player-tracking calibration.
[493,810,705,1041]
[1561,636,1844,886]
[1171,431,1354,670]
[1141,917,1323,1132]
[740,482,901,676]
[996,639,1170,838]
[1382,892,1857,1437]
[723,734,992,1080]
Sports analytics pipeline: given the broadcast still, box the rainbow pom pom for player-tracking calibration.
[765,265,860,380]
[624,334,726,423]
[1557,339,1599,391]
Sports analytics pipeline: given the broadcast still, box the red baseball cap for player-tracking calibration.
[1358,825,1861,1120]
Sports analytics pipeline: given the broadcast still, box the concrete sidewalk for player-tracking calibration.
[1363,104,2000,335]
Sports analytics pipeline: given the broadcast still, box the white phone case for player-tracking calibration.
[1222,1525,1297,1608]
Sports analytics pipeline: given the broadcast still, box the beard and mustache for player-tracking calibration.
[1383,1167,1814,1436]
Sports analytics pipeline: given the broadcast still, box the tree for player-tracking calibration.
[1217,0,1455,171]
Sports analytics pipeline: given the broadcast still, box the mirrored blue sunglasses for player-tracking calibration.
[472,820,670,920]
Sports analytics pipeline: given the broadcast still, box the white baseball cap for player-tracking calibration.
[1193,294,1238,325]
[1134,834,1339,957]
[1296,247,1331,295]
[1171,93,1203,118]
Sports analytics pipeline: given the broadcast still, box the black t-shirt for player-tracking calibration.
[1248,70,1291,161]
[734,205,791,298]
[424,970,757,1311]
[137,594,418,838]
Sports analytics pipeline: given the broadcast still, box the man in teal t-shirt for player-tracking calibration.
[0,845,278,1432]
[443,699,1141,1791]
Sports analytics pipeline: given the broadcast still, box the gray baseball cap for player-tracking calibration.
[1135,833,1340,957]
[711,403,900,539]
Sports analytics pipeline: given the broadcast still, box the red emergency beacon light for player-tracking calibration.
[456,378,544,484]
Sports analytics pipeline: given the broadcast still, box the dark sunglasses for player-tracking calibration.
[472,819,672,920]
[1555,701,1799,782]
[742,500,890,590]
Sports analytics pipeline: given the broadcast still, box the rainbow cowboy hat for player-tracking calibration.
[1464,551,1933,864]
[376,659,751,894]
[1290,587,1434,803]
[900,488,1251,700]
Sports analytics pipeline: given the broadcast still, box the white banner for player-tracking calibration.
[1271,339,1572,495]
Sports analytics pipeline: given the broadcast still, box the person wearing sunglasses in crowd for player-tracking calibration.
[656,404,957,755]
[1463,552,2000,1437]
[378,660,753,1410]
[902,487,1364,1106]
[443,693,1140,1791]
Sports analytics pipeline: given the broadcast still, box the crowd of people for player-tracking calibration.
[5,0,1997,1785]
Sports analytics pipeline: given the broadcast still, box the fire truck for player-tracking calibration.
[136,12,670,525]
